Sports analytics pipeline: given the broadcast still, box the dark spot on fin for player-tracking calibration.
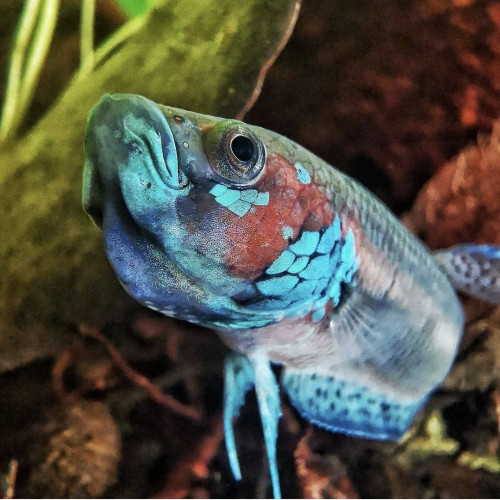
[434,244,500,305]
[281,368,424,440]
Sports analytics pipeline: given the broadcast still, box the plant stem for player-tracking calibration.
[80,0,95,76]
[0,0,42,143]
[74,15,146,83]
[15,0,61,131]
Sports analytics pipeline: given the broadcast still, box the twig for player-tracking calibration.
[236,0,302,120]
[295,428,358,499]
[492,388,500,435]
[3,460,18,500]
[79,324,202,422]
[152,415,224,498]
[51,347,75,398]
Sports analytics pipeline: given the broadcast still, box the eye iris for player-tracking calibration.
[231,135,254,162]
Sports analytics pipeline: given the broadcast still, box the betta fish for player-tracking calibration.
[82,94,500,498]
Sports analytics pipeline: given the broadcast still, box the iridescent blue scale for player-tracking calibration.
[287,256,309,273]
[209,183,269,217]
[265,250,296,275]
[247,215,359,324]
[288,230,319,255]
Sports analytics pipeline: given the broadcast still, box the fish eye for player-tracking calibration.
[231,135,254,162]
[205,120,266,186]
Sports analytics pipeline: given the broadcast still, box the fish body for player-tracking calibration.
[83,94,489,498]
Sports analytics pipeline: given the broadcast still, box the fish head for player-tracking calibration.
[83,94,338,329]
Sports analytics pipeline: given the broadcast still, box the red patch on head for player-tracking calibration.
[223,153,334,279]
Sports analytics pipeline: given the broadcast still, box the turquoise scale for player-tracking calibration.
[248,215,359,322]
[209,183,269,217]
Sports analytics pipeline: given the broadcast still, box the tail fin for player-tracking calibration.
[434,244,500,305]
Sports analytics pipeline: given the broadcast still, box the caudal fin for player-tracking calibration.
[434,244,500,305]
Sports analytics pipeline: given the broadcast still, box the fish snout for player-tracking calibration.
[82,94,183,226]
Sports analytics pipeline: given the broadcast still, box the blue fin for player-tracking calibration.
[253,355,282,499]
[223,353,255,482]
[434,244,500,305]
[223,353,283,499]
[282,368,424,440]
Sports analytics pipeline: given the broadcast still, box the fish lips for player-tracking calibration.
[82,93,184,228]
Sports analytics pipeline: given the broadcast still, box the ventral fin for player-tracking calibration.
[223,353,255,482]
[282,368,424,440]
[252,355,282,499]
[434,244,500,305]
[223,353,283,499]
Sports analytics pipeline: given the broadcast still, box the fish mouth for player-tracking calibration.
[82,93,184,227]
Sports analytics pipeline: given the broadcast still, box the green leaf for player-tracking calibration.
[114,0,157,19]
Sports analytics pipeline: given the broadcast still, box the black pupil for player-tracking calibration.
[231,135,254,162]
